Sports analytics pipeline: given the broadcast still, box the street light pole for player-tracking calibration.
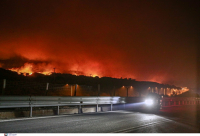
[53,68,56,82]
[98,84,100,96]
[2,79,6,95]
[127,87,128,97]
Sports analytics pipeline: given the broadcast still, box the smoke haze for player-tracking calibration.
[0,0,199,88]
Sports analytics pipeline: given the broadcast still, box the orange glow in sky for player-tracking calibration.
[0,1,198,88]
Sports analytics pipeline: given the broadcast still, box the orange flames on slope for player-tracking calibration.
[7,63,188,90]
[9,63,52,76]
[181,87,189,93]
[8,62,101,77]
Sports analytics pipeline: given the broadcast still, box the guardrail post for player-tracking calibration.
[29,96,32,117]
[78,105,82,114]
[101,106,103,112]
[111,97,113,111]
[57,106,59,115]
[96,104,98,112]
[96,97,98,112]
[30,106,32,117]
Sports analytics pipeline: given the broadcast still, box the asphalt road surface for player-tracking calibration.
[0,105,199,133]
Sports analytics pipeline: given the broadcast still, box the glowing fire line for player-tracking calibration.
[9,63,52,76]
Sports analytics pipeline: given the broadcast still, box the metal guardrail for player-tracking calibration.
[162,97,200,107]
[1,96,199,117]
[0,96,126,108]
[2,96,199,109]
[0,96,126,117]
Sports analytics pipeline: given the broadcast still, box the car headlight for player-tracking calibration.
[145,99,154,106]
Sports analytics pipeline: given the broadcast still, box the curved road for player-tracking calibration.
[0,106,199,133]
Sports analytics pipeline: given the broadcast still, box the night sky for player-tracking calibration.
[0,0,199,89]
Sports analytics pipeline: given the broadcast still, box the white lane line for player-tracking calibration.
[111,118,174,133]
[0,111,118,122]
[106,110,141,114]
[0,114,73,122]
[0,110,138,123]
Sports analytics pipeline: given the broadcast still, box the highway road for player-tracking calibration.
[0,105,199,133]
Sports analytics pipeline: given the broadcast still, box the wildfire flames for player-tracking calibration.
[181,87,189,93]
[6,62,191,94]
[8,62,101,77]
[9,63,52,76]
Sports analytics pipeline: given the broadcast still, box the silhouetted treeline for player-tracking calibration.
[0,68,181,96]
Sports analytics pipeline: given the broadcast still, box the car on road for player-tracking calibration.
[144,92,162,112]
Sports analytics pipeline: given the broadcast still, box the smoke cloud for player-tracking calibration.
[0,0,199,88]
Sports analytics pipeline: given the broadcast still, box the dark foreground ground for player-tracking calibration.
[0,105,199,133]
[160,105,200,127]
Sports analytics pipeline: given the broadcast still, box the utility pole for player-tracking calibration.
[71,85,73,96]
[74,84,77,96]
[46,83,49,96]
[127,87,129,97]
[2,79,6,95]
[53,68,56,82]
[98,84,100,96]
[113,86,115,96]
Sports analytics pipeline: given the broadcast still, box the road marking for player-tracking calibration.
[0,114,73,122]
[0,110,127,122]
[0,110,147,123]
[111,118,173,133]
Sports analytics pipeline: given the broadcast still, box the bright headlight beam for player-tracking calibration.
[145,99,154,105]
